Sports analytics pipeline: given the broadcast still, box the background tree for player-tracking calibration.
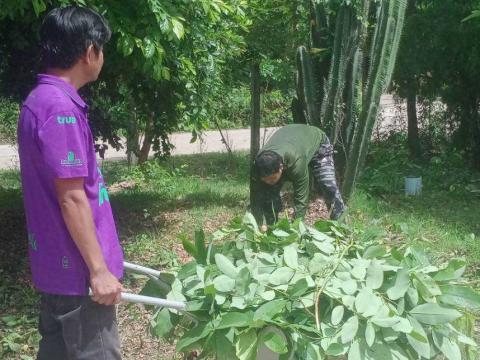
[0,0,248,163]
[392,0,480,169]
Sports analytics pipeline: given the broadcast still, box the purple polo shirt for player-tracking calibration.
[17,74,124,295]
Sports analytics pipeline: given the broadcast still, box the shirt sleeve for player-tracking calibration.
[37,110,89,178]
[291,156,309,219]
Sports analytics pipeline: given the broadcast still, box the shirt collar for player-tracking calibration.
[37,74,88,111]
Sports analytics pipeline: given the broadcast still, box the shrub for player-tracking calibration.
[0,98,19,145]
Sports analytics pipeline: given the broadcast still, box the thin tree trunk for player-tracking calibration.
[407,83,421,159]
[250,61,261,207]
[138,115,154,164]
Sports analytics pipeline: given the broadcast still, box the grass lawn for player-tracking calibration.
[0,141,479,359]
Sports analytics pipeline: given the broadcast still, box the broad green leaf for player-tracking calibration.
[171,18,185,40]
[261,330,288,354]
[261,290,276,301]
[32,0,46,17]
[312,240,335,254]
[176,322,213,352]
[167,279,187,303]
[405,247,431,267]
[348,339,365,360]
[342,295,356,309]
[397,297,405,315]
[331,305,344,326]
[231,296,247,309]
[236,267,251,295]
[140,278,169,299]
[366,260,384,289]
[432,330,461,360]
[391,317,413,333]
[217,312,254,329]
[340,279,358,295]
[308,226,335,242]
[215,294,226,305]
[438,285,480,312]
[283,245,298,269]
[355,288,382,317]
[273,229,290,237]
[325,343,349,356]
[269,267,295,285]
[457,333,477,347]
[215,254,239,279]
[351,259,369,280]
[406,287,419,307]
[410,303,462,325]
[386,268,410,300]
[305,343,323,360]
[141,37,155,58]
[382,327,400,342]
[195,229,207,265]
[151,308,174,338]
[414,272,441,302]
[254,299,287,322]
[365,322,375,347]
[371,316,401,328]
[363,245,386,259]
[215,330,238,360]
[407,315,431,359]
[308,253,329,274]
[236,329,258,360]
[213,275,236,292]
[434,259,466,282]
[177,261,197,280]
[181,236,198,258]
[341,315,359,344]
[288,278,310,298]
[118,36,135,57]
[243,212,260,233]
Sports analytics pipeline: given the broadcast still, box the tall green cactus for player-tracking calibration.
[343,0,407,199]
[295,46,318,126]
[310,0,330,111]
[321,4,359,138]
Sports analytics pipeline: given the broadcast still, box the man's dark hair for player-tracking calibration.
[40,6,111,69]
[255,150,283,178]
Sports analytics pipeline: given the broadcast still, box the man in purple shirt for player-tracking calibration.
[17,6,124,359]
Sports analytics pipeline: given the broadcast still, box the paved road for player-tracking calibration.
[0,127,280,169]
[0,95,403,170]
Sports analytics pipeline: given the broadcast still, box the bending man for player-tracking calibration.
[251,124,345,227]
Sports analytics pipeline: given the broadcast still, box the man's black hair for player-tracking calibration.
[40,6,111,69]
[255,150,283,178]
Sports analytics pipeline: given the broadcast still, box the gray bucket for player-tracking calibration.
[405,176,422,196]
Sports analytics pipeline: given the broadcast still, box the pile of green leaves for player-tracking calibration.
[141,214,479,359]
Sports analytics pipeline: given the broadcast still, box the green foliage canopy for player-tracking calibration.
[142,214,479,359]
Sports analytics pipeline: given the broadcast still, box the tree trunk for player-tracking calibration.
[407,83,421,159]
[250,61,261,207]
[469,104,480,170]
[138,115,154,164]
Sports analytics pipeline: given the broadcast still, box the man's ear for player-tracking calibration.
[84,44,97,64]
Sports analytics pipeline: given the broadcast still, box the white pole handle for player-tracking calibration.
[124,261,161,278]
[121,292,186,310]
[88,289,186,311]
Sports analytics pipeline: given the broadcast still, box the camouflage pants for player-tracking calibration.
[310,137,346,220]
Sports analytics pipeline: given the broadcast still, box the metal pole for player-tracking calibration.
[121,292,186,311]
[124,261,161,278]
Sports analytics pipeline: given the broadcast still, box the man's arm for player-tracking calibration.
[55,177,122,305]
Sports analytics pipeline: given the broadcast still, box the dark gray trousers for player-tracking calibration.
[310,137,345,220]
[37,293,121,360]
